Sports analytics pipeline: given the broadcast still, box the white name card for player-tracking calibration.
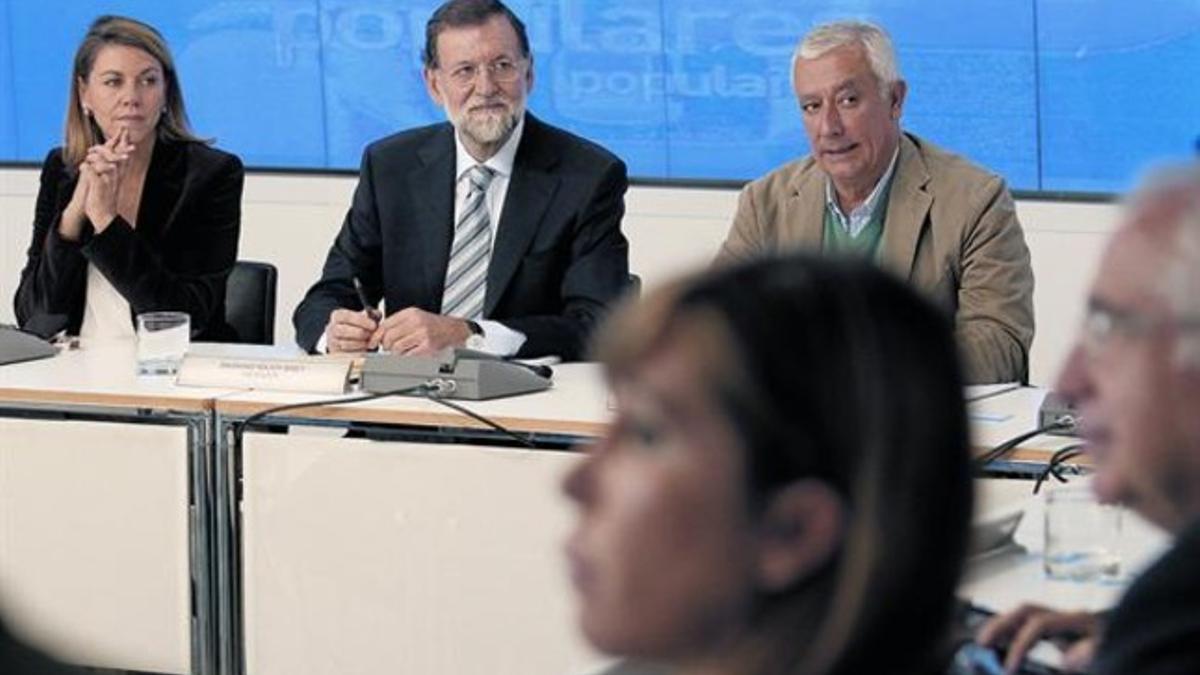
[176,354,351,394]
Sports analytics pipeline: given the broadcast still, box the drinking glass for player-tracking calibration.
[136,311,190,376]
[1043,483,1122,582]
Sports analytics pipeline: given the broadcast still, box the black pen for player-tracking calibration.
[352,276,382,321]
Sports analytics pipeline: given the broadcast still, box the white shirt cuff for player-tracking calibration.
[474,319,526,357]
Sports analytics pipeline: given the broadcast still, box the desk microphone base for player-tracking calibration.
[362,351,551,400]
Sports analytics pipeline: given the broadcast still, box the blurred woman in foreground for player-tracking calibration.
[565,254,974,675]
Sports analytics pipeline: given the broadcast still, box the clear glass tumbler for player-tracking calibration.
[136,311,190,376]
[1043,483,1122,582]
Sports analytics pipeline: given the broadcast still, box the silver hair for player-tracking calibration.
[1127,164,1200,367]
[792,20,902,96]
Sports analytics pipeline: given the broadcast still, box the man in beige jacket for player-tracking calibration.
[717,20,1034,384]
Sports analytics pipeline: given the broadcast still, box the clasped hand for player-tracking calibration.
[61,128,135,239]
[325,306,471,355]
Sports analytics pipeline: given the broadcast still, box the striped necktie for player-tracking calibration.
[441,164,496,320]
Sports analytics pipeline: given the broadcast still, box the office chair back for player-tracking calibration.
[225,260,277,344]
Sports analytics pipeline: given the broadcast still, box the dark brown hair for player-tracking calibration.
[595,254,973,675]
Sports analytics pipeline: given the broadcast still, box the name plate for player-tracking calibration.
[176,354,351,394]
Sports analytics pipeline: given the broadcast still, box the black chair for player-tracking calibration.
[224,260,277,345]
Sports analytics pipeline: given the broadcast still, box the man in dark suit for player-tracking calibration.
[293,0,628,361]
[977,165,1200,674]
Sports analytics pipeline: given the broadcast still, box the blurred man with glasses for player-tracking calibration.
[977,165,1200,674]
[295,0,629,360]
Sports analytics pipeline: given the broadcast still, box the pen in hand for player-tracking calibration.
[351,276,382,322]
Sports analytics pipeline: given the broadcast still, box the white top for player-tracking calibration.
[79,263,135,339]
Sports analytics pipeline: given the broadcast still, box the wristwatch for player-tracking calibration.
[464,320,486,351]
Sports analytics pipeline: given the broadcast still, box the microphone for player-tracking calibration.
[514,361,553,379]
[1037,391,1078,436]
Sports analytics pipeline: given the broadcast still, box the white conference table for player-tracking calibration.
[0,338,243,411]
[0,339,248,675]
[968,385,1084,470]
[1,340,1170,675]
[214,360,612,436]
[211,362,611,675]
[0,344,614,675]
[215,378,1129,675]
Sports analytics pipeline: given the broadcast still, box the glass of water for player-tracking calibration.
[1043,483,1122,582]
[136,311,190,376]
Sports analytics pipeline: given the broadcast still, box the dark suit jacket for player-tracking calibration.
[292,113,630,360]
[14,139,244,341]
[1093,519,1200,674]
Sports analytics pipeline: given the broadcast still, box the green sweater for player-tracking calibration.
[822,179,892,258]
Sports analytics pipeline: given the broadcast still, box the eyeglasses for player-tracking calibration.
[1080,299,1200,355]
[440,58,525,88]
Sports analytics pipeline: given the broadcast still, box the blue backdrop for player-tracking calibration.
[1,1,1197,192]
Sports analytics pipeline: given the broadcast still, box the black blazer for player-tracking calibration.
[1094,519,1200,674]
[292,113,630,360]
[14,140,244,341]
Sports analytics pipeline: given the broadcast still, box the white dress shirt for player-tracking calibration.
[824,146,900,238]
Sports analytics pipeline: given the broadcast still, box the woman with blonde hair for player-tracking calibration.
[565,254,973,675]
[15,15,242,341]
